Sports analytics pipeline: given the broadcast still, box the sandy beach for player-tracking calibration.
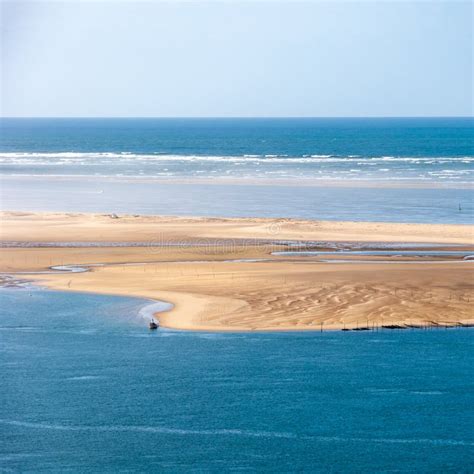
[1,211,473,331]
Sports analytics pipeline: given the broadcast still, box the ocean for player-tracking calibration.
[1,288,473,472]
[1,119,474,472]
[1,117,473,183]
[1,117,473,224]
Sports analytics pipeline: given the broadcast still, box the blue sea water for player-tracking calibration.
[2,120,473,473]
[0,118,473,224]
[1,288,473,472]
[0,118,473,183]
[1,117,473,156]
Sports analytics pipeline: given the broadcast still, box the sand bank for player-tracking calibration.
[1,210,473,244]
[1,211,473,331]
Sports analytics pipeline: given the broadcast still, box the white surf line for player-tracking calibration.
[138,300,174,324]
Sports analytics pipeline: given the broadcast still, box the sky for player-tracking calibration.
[1,0,472,117]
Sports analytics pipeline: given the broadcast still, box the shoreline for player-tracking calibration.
[6,262,474,332]
[8,274,474,333]
[3,277,473,334]
[4,264,474,333]
[1,210,473,332]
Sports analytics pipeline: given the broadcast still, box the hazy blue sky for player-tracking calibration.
[1,0,472,117]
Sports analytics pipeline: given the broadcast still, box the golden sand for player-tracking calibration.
[1,211,473,331]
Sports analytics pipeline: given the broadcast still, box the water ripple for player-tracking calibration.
[2,419,472,446]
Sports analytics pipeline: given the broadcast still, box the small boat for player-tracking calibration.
[149,319,158,330]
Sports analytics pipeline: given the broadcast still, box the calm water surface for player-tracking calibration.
[2,177,473,224]
[1,289,473,472]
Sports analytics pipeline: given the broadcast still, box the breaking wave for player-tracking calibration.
[0,152,472,165]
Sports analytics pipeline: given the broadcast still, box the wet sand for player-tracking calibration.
[1,211,473,331]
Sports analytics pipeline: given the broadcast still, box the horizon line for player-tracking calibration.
[1,116,473,120]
